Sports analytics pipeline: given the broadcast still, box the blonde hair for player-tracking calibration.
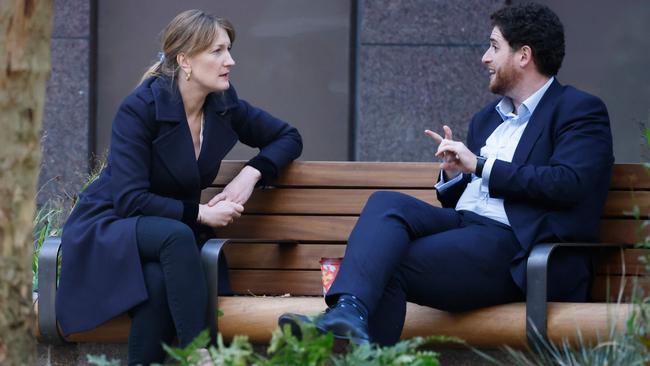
[140,9,235,84]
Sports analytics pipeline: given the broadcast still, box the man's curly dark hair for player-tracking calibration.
[490,2,565,76]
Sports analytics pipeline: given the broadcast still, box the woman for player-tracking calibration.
[55,9,302,365]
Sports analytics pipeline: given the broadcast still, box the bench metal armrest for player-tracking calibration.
[201,238,230,345]
[38,236,65,344]
[526,242,630,347]
[201,238,298,344]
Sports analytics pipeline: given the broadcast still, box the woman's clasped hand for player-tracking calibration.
[199,165,263,227]
[198,200,243,227]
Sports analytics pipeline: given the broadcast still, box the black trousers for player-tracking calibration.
[326,191,525,345]
[127,216,208,365]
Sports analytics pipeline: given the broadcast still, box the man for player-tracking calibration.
[280,2,613,345]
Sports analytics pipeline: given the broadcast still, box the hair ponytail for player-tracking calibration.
[140,60,164,84]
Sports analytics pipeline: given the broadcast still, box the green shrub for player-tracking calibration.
[91,320,456,366]
[332,336,450,366]
[32,157,105,291]
[87,354,121,366]
[476,328,650,366]
[31,202,63,291]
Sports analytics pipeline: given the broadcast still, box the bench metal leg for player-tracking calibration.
[38,236,65,344]
[201,238,229,345]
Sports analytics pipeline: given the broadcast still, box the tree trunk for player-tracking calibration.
[0,0,54,364]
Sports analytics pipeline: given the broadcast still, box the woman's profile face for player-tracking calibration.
[188,26,235,92]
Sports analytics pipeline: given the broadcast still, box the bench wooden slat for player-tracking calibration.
[216,162,650,190]
[226,244,648,275]
[603,191,650,217]
[218,216,647,244]
[228,269,650,301]
[590,275,650,302]
[201,188,440,214]
[218,299,630,347]
[52,299,631,347]
[217,216,355,241]
[610,164,650,190]
[64,314,130,343]
[215,161,439,188]
[230,270,322,296]
[203,187,648,218]
[600,219,650,244]
[225,243,345,270]
[593,248,649,275]
[402,301,630,347]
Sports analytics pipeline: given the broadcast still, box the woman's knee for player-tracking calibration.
[159,219,195,245]
[138,216,195,241]
[139,217,196,251]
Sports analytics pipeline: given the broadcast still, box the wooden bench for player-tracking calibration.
[36,161,650,348]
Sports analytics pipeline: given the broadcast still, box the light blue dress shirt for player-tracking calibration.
[435,77,555,226]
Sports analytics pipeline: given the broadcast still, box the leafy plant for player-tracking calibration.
[32,156,106,292]
[133,320,452,365]
[159,323,333,366]
[87,354,121,366]
[211,335,255,366]
[32,202,63,291]
[477,327,650,366]
[332,335,452,366]
[161,329,255,366]
[162,329,213,365]
[631,126,650,353]
[259,321,334,365]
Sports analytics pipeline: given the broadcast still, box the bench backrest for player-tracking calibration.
[204,162,650,301]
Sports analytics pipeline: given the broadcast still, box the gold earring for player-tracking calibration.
[185,69,191,81]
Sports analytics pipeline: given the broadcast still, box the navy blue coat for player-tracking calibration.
[437,79,614,301]
[56,76,302,335]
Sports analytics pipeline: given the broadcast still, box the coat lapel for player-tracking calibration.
[149,78,241,190]
[150,78,201,192]
[512,79,562,164]
[197,93,238,187]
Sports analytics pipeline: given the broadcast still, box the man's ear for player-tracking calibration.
[518,45,533,68]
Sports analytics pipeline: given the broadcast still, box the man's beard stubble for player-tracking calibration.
[489,64,522,96]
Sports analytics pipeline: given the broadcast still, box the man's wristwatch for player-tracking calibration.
[475,156,487,177]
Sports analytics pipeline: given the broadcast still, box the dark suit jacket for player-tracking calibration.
[437,79,614,301]
[56,76,302,335]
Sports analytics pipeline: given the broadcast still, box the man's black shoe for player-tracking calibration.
[315,302,370,345]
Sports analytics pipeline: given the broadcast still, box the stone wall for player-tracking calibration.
[356,0,505,161]
[38,0,92,205]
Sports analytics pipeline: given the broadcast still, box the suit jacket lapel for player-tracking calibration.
[475,111,503,152]
[512,79,562,164]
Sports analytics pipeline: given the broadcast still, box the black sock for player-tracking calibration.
[337,294,369,320]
